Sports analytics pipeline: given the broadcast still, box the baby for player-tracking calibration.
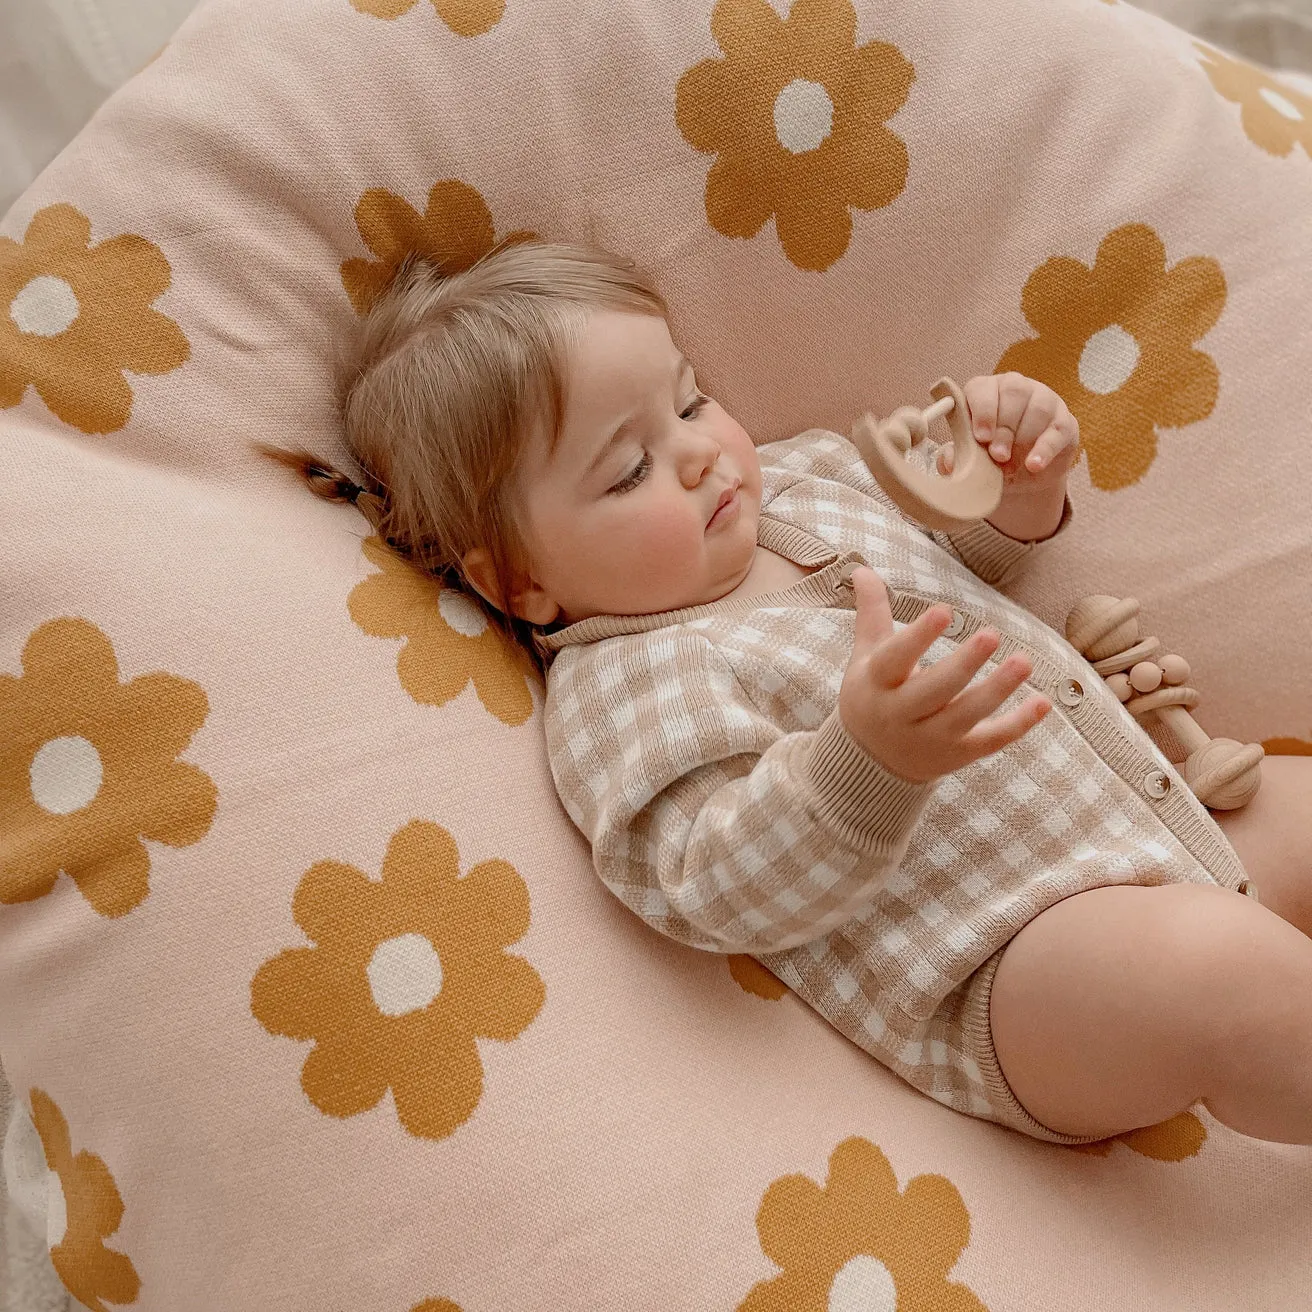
[285,240,1312,1147]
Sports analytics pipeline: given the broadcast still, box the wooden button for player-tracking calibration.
[1142,769,1171,799]
[835,561,861,590]
[1057,678,1085,707]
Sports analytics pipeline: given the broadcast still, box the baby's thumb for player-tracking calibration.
[938,443,955,474]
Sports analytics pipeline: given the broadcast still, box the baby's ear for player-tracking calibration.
[460,546,506,611]
[510,585,560,627]
[461,547,560,625]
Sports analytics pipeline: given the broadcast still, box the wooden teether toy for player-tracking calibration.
[852,376,1003,532]
[1065,595,1264,810]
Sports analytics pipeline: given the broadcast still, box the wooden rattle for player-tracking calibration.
[851,376,1003,532]
[1065,595,1264,810]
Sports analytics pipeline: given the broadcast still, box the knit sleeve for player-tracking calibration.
[544,630,934,955]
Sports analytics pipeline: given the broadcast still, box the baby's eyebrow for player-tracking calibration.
[583,357,698,479]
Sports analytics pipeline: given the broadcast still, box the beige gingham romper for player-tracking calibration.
[539,430,1254,1144]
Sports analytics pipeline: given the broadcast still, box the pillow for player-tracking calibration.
[2,0,1310,1307]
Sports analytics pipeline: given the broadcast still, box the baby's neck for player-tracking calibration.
[718,545,819,604]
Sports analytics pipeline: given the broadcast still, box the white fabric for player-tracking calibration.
[0,0,198,214]
[0,1071,68,1312]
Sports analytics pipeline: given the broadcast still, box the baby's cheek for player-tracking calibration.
[628,504,705,572]
[573,503,702,603]
[722,420,760,480]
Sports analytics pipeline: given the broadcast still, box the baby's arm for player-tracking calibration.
[547,632,935,955]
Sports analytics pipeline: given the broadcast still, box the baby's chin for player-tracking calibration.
[629,574,748,615]
[595,564,749,619]
[689,541,761,608]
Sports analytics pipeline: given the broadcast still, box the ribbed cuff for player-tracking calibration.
[959,948,1105,1145]
[803,712,935,851]
[939,493,1074,586]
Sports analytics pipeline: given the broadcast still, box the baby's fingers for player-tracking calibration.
[943,651,1033,726]
[957,694,1051,763]
[1023,412,1080,472]
[868,604,952,688]
[850,567,896,652]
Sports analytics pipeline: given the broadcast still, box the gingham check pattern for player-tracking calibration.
[542,432,1250,1142]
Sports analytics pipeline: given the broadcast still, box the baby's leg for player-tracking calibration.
[1211,753,1312,938]
[990,882,1312,1143]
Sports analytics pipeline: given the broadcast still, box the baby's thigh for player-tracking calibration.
[988,882,1288,1139]
[1211,754,1312,938]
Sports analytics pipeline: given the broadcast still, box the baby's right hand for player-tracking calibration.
[838,567,1051,784]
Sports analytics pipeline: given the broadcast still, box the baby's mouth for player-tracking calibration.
[707,481,741,530]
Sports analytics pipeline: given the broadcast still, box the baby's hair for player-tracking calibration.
[261,239,667,664]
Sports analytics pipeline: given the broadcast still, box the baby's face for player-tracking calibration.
[513,310,761,623]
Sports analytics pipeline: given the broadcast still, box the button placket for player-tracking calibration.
[897,596,1197,832]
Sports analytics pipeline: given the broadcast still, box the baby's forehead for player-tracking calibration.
[566,314,691,398]
[571,307,683,359]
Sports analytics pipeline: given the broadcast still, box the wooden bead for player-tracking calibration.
[1183,738,1265,810]
[1129,661,1163,693]
[1106,672,1133,702]
[1065,595,1142,662]
[1159,653,1190,686]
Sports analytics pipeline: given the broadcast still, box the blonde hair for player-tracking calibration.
[263,240,667,664]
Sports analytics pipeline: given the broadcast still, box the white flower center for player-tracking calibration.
[8,275,81,337]
[1078,324,1141,395]
[774,79,834,154]
[828,1253,898,1311]
[47,1170,68,1249]
[1259,86,1303,121]
[367,933,444,1016]
[438,589,488,637]
[29,735,104,815]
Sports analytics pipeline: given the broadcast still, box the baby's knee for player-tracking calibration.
[1143,881,1308,994]
[1069,883,1312,1056]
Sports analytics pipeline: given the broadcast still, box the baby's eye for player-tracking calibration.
[608,451,651,495]
[680,394,708,421]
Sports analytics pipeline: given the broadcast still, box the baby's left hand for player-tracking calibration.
[936,373,1080,489]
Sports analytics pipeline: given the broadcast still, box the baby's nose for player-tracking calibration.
[679,441,718,486]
